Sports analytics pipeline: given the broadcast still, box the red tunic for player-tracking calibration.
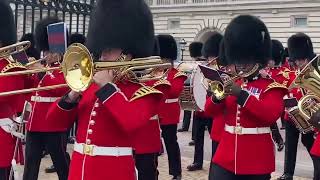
[311,133,320,157]
[204,97,225,142]
[209,77,287,175]
[132,79,171,154]
[26,65,69,132]
[159,68,187,125]
[0,58,25,167]
[46,81,163,180]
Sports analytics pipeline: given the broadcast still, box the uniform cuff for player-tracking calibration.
[58,95,79,110]
[237,90,250,107]
[95,83,119,103]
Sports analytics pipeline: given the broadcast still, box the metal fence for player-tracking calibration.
[10,0,95,39]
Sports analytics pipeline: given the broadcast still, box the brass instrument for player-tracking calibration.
[203,64,259,100]
[25,57,47,67]
[0,41,31,59]
[288,54,320,133]
[0,43,171,96]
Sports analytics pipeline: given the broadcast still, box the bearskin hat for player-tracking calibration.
[202,32,223,58]
[271,39,284,66]
[35,16,61,51]
[189,42,203,58]
[0,0,17,46]
[20,33,40,59]
[20,33,35,48]
[70,33,86,45]
[86,0,155,59]
[156,34,177,62]
[153,37,160,56]
[287,32,315,61]
[217,40,228,66]
[224,15,271,66]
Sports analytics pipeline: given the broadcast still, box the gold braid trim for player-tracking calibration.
[130,86,162,102]
[173,71,187,79]
[1,61,26,73]
[153,79,171,88]
[264,81,288,93]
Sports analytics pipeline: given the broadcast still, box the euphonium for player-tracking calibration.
[289,54,320,133]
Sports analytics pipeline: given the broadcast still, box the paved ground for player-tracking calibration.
[15,122,313,180]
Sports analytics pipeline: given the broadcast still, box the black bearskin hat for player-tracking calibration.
[70,33,86,45]
[86,0,155,59]
[224,15,271,66]
[271,39,284,66]
[0,0,17,46]
[202,32,223,58]
[35,16,61,51]
[157,34,177,62]
[153,37,160,56]
[217,40,228,66]
[287,33,315,61]
[20,33,40,59]
[189,42,203,58]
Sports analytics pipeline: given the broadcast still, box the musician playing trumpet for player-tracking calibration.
[206,15,288,180]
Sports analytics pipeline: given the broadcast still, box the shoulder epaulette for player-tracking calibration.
[264,81,288,93]
[173,71,187,79]
[277,68,292,80]
[1,61,26,73]
[153,79,171,88]
[130,86,162,102]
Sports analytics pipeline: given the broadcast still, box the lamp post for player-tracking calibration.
[179,38,187,61]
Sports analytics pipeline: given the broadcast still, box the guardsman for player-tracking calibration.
[267,39,286,152]
[310,111,320,180]
[46,0,163,179]
[278,33,318,180]
[22,17,70,180]
[178,42,204,134]
[0,1,26,179]
[157,34,187,180]
[132,38,171,180]
[187,32,223,172]
[208,15,288,179]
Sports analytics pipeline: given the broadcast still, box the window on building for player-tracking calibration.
[292,16,308,27]
[168,19,181,29]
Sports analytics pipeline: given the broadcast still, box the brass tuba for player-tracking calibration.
[289,54,320,133]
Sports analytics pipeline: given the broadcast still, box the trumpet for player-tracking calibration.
[0,43,171,96]
[0,41,31,59]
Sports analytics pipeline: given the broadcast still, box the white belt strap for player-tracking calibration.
[165,98,179,104]
[31,96,59,103]
[74,142,133,157]
[225,125,271,135]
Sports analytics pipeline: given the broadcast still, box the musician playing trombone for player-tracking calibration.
[0,1,26,179]
[45,0,164,179]
[206,15,288,180]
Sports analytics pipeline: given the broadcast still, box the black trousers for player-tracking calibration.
[208,140,219,180]
[135,153,159,180]
[312,155,320,180]
[270,123,283,145]
[160,125,182,176]
[210,164,271,180]
[192,115,212,166]
[181,110,192,131]
[23,132,70,180]
[0,167,11,180]
[283,121,315,176]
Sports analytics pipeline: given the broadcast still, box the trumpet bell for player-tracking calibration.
[62,43,94,92]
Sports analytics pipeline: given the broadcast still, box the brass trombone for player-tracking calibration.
[0,43,171,96]
[0,41,31,59]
